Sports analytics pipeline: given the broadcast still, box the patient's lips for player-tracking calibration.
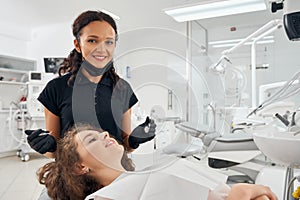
[105,139,116,148]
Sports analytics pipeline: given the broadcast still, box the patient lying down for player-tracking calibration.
[37,125,277,200]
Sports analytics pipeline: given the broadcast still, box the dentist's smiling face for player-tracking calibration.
[76,130,124,170]
[74,21,116,69]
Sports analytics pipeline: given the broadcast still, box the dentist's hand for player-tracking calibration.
[24,129,57,154]
[129,117,156,149]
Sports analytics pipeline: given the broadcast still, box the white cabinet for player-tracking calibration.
[0,55,37,158]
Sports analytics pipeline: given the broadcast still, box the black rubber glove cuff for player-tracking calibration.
[128,137,140,149]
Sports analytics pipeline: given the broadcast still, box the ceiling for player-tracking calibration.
[0,0,182,28]
[0,0,282,30]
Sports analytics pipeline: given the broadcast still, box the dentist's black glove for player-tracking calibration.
[24,129,57,154]
[128,117,156,149]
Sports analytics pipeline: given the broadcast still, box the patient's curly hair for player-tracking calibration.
[37,125,135,200]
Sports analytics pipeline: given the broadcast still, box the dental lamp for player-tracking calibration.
[271,0,300,41]
[210,55,231,74]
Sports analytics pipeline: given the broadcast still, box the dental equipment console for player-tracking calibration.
[26,71,47,118]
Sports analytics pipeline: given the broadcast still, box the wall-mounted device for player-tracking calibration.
[29,71,42,82]
[44,57,65,74]
[26,71,46,118]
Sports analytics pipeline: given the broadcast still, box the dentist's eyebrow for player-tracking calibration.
[87,35,99,38]
[87,35,115,40]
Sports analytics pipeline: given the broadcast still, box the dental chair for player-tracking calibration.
[173,121,258,153]
[165,121,261,185]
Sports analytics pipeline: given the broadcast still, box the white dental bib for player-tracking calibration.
[85,158,229,200]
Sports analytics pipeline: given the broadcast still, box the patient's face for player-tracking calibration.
[76,130,124,170]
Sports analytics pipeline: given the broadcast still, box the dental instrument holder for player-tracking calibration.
[275,112,300,133]
[275,113,290,127]
[291,112,296,126]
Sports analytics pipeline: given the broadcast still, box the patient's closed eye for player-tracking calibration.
[88,136,97,143]
[83,133,99,144]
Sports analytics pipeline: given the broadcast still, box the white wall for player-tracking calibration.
[28,23,74,71]
[0,22,31,58]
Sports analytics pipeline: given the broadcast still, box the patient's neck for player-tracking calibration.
[93,167,124,186]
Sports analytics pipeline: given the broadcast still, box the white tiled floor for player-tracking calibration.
[0,153,50,200]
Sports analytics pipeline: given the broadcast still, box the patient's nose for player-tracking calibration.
[100,132,109,140]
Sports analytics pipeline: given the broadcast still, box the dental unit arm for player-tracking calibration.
[247,71,300,118]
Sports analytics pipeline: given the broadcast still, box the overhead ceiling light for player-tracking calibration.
[209,35,274,48]
[211,39,274,48]
[164,0,267,22]
[209,36,274,45]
